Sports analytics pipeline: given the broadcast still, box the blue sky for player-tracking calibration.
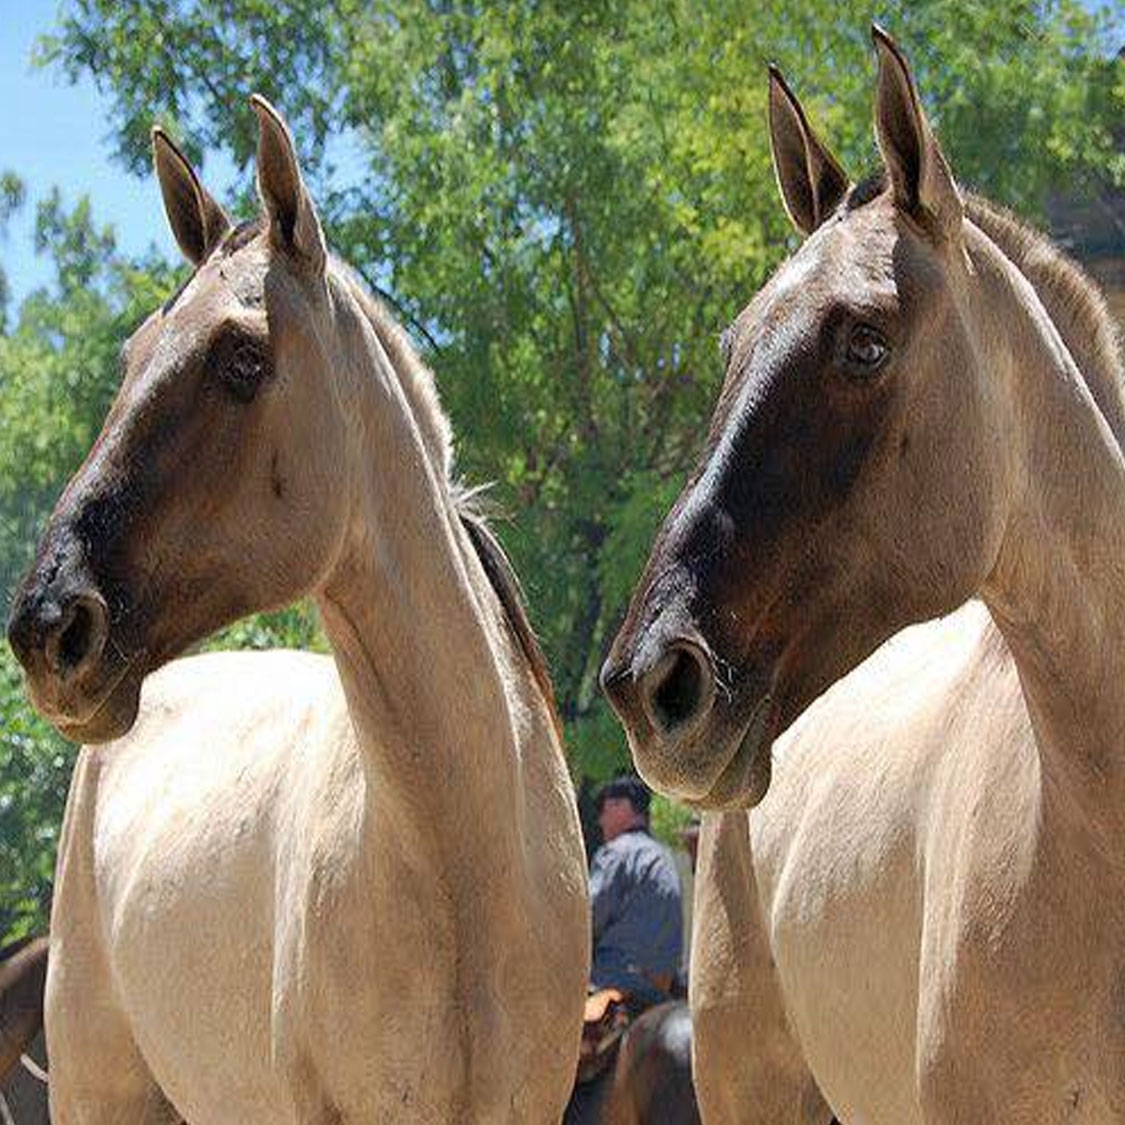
[0,3,243,303]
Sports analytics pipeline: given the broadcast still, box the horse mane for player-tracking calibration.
[337,266,562,738]
[844,175,1124,444]
[334,264,455,477]
[454,487,563,740]
[965,195,1125,445]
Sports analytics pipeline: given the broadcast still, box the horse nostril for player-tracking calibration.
[648,645,707,735]
[61,603,94,667]
[45,594,108,677]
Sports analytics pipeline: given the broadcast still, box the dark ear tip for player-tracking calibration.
[151,127,190,175]
[767,65,798,106]
[871,23,906,67]
[151,126,174,156]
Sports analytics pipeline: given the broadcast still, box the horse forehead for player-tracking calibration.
[702,213,902,477]
[737,208,901,341]
[181,240,270,319]
[125,242,270,379]
[822,215,898,295]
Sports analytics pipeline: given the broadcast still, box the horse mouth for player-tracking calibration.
[683,694,775,811]
[34,656,145,745]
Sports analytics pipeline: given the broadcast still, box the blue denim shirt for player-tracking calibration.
[589,828,683,1005]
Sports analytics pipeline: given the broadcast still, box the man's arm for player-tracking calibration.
[588,843,625,943]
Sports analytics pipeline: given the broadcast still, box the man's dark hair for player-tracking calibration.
[595,774,652,817]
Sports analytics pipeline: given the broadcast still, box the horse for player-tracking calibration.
[601,1000,699,1125]
[0,937,49,1125]
[0,937,48,1085]
[566,999,699,1125]
[603,24,1125,1123]
[1,1035,49,1125]
[7,97,588,1122]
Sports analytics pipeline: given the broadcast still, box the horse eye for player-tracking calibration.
[223,342,267,403]
[845,325,889,375]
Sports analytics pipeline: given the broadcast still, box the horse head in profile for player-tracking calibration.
[627,29,1125,1125]
[7,99,587,1122]
[8,99,360,743]
[602,28,1021,809]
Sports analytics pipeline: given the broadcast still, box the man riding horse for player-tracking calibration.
[566,775,684,1122]
[589,776,683,1008]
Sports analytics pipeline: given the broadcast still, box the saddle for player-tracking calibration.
[576,989,632,1084]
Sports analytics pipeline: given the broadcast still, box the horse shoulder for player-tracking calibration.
[741,601,1033,1121]
[51,649,363,1122]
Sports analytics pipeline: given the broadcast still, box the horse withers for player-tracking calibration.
[604,25,1125,1125]
[7,98,588,1122]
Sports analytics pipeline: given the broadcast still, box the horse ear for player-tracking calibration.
[151,128,231,267]
[768,66,850,237]
[250,94,326,276]
[871,25,962,239]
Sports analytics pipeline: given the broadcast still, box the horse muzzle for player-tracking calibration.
[601,618,777,809]
[8,542,141,743]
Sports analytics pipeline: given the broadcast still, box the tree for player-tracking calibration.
[0,173,28,334]
[24,0,1125,786]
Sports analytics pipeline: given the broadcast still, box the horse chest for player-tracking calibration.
[270,844,575,1121]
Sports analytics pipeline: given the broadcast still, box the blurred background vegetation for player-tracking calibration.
[2,0,1122,941]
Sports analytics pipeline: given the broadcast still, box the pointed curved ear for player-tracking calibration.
[250,94,326,276]
[152,128,231,267]
[768,66,850,237]
[872,25,962,239]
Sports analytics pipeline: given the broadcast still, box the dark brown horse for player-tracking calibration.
[0,937,49,1123]
[0,937,47,1086]
[601,1001,699,1125]
[0,1030,49,1125]
[566,1000,699,1125]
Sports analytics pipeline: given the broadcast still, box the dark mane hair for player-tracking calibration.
[843,169,888,212]
[456,495,562,741]
[339,267,563,742]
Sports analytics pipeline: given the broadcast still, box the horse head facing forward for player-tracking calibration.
[602,27,1120,810]
[7,99,441,744]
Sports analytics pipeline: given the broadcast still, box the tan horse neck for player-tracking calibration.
[969,215,1125,841]
[966,196,1125,443]
[312,265,553,886]
[340,269,559,722]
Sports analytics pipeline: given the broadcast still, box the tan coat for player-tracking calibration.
[8,100,588,1123]
[603,30,1125,1123]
